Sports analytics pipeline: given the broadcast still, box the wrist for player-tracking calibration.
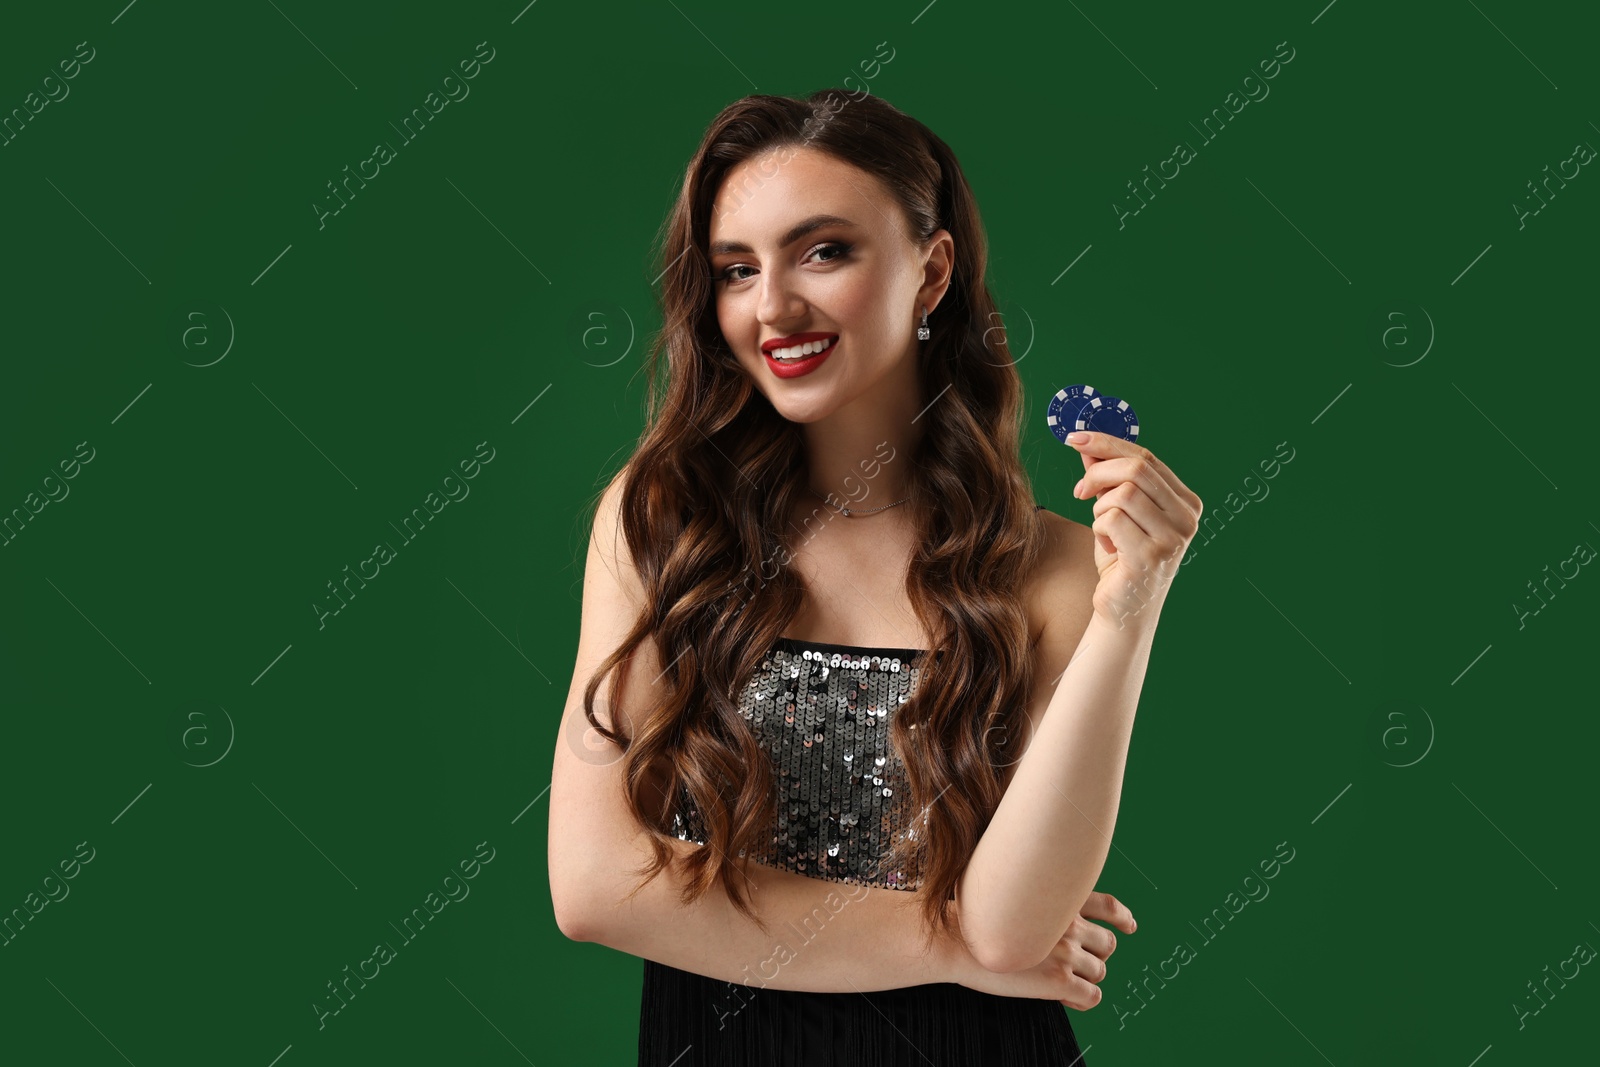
[1088,603,1163,641]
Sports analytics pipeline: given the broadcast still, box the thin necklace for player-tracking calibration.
[811,489,911,518]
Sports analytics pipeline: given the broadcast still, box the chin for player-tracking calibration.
[765,394,842,424]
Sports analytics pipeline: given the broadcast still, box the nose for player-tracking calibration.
[756,267,805,327]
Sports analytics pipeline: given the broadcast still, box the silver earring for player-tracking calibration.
[917,306,930,340]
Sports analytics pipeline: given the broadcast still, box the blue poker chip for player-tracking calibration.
[1075,395,1140,441]
[1046,384,1099,444]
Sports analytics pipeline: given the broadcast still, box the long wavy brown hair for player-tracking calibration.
[581,88,1047,951]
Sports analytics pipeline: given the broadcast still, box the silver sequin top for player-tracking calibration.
[669,637,931,891]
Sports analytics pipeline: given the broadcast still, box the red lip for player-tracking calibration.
[763,338,838,379]
[762,332,838,353]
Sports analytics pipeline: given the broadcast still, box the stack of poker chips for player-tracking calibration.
[1046,384,1140,443]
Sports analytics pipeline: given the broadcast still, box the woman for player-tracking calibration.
[549,89,1203,1065]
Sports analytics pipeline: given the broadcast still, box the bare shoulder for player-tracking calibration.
[581,465,658,732]
[1025,509,1099,676]
[590,465,638,589]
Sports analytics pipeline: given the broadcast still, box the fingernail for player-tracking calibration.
[1072,478,1085,498]
[1066,432,1089,444]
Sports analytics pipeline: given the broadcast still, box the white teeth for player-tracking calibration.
[770,337,835,361]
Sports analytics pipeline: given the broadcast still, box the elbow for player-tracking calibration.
[549,864,606,944]
[549,817,624,944]
[961,869,1108,973]
[969,935,1050,975]
[552,896,594,943]
[960,896,1079,975]
[962,912,1051,974]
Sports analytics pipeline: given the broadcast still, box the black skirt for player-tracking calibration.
[639,959,1089,1066]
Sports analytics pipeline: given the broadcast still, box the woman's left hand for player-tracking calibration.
[1067,430,1203,629]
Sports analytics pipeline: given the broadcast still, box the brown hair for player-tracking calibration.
[581,89,1046,950]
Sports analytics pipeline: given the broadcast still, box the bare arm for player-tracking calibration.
[956,598,1153,973]
[957,439,1200,974]
[548,471,979,993]
[583,836,969,993]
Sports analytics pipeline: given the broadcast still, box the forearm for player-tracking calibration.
[957,611,1156,971]
[580,835,972,993]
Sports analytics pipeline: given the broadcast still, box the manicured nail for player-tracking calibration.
[1066,432,1089,444]
[1072,479,1085,498]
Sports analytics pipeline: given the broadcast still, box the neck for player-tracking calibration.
[800,360,925,510]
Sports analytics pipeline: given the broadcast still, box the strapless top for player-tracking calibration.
[668,636,933,891]
[668,506,1049,894]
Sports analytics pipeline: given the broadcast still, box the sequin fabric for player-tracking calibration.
[669,637,928,891]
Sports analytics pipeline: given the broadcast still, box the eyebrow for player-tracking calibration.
[709,213,858,257]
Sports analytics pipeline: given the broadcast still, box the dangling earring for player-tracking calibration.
[917,306,930,340]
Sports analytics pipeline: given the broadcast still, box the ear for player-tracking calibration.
[918,228,955,316]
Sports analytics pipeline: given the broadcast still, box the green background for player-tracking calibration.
[3,0,1595,1063]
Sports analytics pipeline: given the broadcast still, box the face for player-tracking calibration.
[707,145,952,424]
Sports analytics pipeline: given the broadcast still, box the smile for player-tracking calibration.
[769,336,836,361]
[762,336,838,379]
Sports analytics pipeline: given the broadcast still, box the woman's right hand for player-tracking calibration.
[949,891,1136,1010]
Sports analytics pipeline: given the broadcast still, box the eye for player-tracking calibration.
[715,241,853,285]
[811,240,852,264]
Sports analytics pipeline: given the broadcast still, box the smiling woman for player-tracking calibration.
[705,159,947,430]
[549,87,1202,1067]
